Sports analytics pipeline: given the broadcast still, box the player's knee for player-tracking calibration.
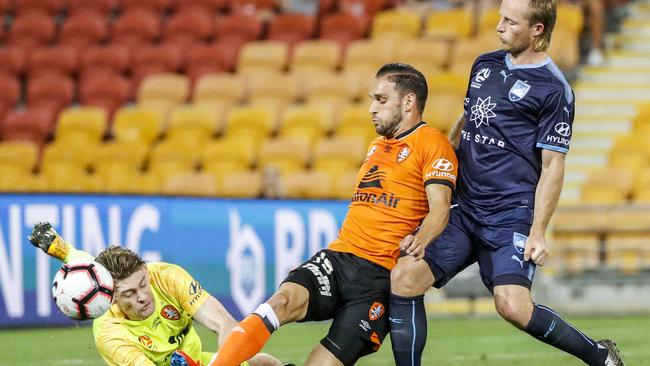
[390,261,431,297]
[248,353,282,366]
[268,285,309,323]
[494,295,529,328]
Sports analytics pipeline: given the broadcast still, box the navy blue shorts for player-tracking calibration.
[423,204,537,291]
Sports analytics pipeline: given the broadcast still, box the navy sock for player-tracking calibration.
[525,304,608,365]
[389,294,427,366]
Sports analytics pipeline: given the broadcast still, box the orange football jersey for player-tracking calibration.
[329,122,458,269]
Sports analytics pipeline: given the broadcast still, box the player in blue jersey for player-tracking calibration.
[387,0,625,365]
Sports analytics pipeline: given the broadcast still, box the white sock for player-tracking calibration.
[253,303,280,331]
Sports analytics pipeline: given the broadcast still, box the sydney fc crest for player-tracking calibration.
[513,232,528,254]
[509,80,531,101]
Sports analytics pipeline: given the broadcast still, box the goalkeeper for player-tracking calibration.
[29,222,291,366]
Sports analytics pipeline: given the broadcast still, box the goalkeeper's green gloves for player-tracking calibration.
[28,222,70,261]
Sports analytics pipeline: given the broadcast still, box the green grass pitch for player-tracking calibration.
[1,316,647,365]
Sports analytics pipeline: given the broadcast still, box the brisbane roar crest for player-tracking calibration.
[368,302,385,321]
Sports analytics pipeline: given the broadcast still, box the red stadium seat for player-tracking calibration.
[0,75,20,110]
[214,13,264,44]
[27,46,79,77]
[1,108,55,144]
[65,0,117,15]
[320,12,369,47]
[227,0,277,14]
[59,12,109,48]
[80,44,131,76]
[27,75,75,115]
[172,0,227,12]
[163,9,214,45]
[111,9,161,47]
[15,0,63,15]
[8,13,56,47]
[186,43,234,80]
[339,0,388,17]
[133,43,186,73]
[121,0,172,13]
[0,0,12,13]
[267,13,317,48]
[0,48,27,76]
[79,73,132,118]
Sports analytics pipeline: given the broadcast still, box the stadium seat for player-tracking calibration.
[427,72,469,101]
[42,141,97,173]
[0,48,27,76]
[331,168,358,199]
[246,71,300,105]
[163,8,214,45]
[581,185,628,205]
[299,70,359,105]
[80,44,131,77]
[172,0,227,12]
[8,13,56,47]
[371,9,421,40]
[281,170,333,199]
[278,104,335,144]
[166,105,223,145]
[395,39,450,73]
[0,169,44,193]
[132,44,186,79]
[552,232,600,274]
[193,73,246,106]
[335,102,377,145]
[59,12,109,48]
[121,0,172,13]
[291,40,341,72]
[339,0,387,18]
[213,13,264,44]
[478,7,500,34]
[633,169,650,194]
[44,167,101,193]
[633,187,650,204]
[237,41,289,73]
[312,136,367,176]
[79,73,132,117]
[95,164,142,194]
[15,0,63,15]
[137,74,190,108]
[343,39,397,71]
[219,169,263,198]
[227,0,277,13]
[147,140,199,180]
[111,9,161,47]
[27,46,79,77]
[112,105,165,145]
[56,107,108,144]
[1,108,54,144]
[0,75,20,110]
[267,13,317,48]
[0,140,40,173]
[423,97,462,133]
[202,137,258,173]
[605,233,647,274]
[65,0,117,15]
[424,8,473,39]
[162,172,218,196]
[223,103,279,144]
[453,33,502,66]
[319,12,369,47]
[27,74,75,115]
[547,28,579,70]
[258,137,310,175]
[557,3,584,35]
[93,140,148,176]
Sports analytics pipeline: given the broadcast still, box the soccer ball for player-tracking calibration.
[52,261,114,320]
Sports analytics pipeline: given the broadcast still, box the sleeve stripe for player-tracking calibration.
[424,179,455,191]
[536,143,569,154]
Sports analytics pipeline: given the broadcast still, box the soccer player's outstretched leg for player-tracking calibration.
[388,0,624,365]
[215,63,458,365]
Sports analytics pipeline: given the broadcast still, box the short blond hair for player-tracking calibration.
[526,0,557,52]
[95,246,145,281]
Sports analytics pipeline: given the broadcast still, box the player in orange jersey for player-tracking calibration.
[197,63,458,366]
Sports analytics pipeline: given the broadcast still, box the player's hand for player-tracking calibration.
[170,351,201,366]
[400,234,425,260]
[28,222,69,260]
[524,233,549,266]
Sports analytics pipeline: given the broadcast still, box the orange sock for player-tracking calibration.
[210,315,271,366]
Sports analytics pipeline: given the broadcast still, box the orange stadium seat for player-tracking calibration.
[0,48,27,76]
[8,13,56,47]
[27,74,75,115]
[291,40,341,72]
[339,0,388,18]
[163,8,214,45]
[15,0,63,15]
[281,170,333,199]
[80,44,131,77]
[111,9,161,47]
[186,44,232,80]
[1,108,54,144]
[59,12,108,48]
[320,12,369,48]
[132,43,186,78]
[56,106,108,144]
[93,140,149,176]
[258,137,311,175]
[214,13,264,44]
[27,46,79,77]
[424,8,473,39]
[237,41,289,73]
[79,73,132,117]
[137,73,190,108]
[193,73,246,106]
[227,0,277,13]
[65,0,117,15]
[0,0,12,13]
[162,171,218,196]
[219,169,263,198]
[371,9,421,40]
[112,105,165,145]
[0,140,40,174]
[172,0,227,12]
[267,13,317,48]
[121,0,172,13]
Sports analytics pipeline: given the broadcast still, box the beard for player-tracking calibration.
[375,109,403,138]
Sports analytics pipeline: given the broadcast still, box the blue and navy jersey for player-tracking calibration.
[455,50,574,223]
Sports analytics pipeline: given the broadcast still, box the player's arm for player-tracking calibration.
[447,113,466,150]
[28,222,93,263]
[400,183,452,260]
[96,335,156,366]
[192,295,237,349]
[524,149,565,266]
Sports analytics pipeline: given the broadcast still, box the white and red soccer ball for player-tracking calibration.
[51,261,114,320]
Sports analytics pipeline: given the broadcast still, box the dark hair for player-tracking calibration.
[95,246,146,281]
[375,63,428,114]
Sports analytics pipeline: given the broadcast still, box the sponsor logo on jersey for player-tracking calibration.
[554,122,571,137]
[471,68,491,89]
[432,158,454,171]
[500,70,513,83]
[161,305,181,320]
[397,146,411,163]
[369,302,385,321]
[138,335,153,349]
[189,281,201,295]
[359,320,371,332]
[358,165,386,189]
[461,130,506,148]
[509,80,531,101]
[470,96,497,128]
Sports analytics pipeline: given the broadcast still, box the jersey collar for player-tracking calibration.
[393,121,426,140]
[504,54,552,70]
